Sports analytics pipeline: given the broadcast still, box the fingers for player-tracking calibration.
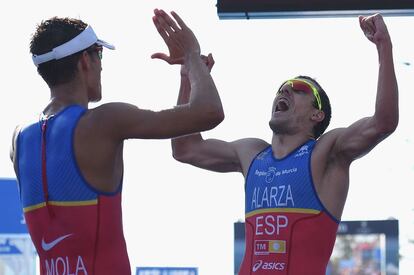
[360,15,376,34]
[206,53,215,71]
[152,15,170,43]
[359,15,377,42]
[151,52,184,65]
[360,13,391,45]
[207,53,215,66]
[151,52,169,61]
[171,11,188,30]
[199,53,215,72]
[358,15,364,29]
[155,9,182,33]
[153,10,176,38]
[361,14,382,32]
[152,8,200,64]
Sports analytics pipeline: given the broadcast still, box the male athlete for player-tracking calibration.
[10,9,223,275]
[169,14,398,274]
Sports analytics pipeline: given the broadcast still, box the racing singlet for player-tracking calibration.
[16,105,131,275]
[239,140,339,275]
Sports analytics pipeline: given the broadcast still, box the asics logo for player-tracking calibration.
[41,233,73,251]
[252,260,263,272]
[252,260,286,271]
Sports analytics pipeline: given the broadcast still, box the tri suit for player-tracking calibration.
[239,140,339,275]
[16,105,130,275]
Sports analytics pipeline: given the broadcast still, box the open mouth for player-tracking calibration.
[275,99,289,113]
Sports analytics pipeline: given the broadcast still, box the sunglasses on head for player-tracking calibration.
[279,79,322,110]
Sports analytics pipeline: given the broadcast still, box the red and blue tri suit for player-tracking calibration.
[239,140,339,275]
[15,105,130,275]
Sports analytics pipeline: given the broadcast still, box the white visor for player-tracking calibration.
[32,25,115,67]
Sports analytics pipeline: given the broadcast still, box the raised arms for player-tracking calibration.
[89,9,224,141]
[327,14,398,164]
[312,14,399,219]
[171,54,268,176]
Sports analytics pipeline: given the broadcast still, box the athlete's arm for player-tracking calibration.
[328,14,398,164]
[310,14,398,219]
[171,54,268,175]
[173,135,268,175]
[89,9,223,141]
[10,125,21,175]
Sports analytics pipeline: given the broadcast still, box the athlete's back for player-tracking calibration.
[17,105,130,275]
[10,10,224,275]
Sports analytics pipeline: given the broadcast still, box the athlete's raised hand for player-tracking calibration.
[180,53,214,77]
[151,9,200,64]
[359,13,391,46]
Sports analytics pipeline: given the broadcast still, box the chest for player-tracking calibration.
[245,144,321,213]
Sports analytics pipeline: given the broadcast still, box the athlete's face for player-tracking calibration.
[86,46,103,102]
[269,79,320,134]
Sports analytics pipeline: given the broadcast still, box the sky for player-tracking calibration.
[1,0,414,274]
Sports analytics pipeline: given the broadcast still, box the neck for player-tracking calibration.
[271,133,314,159]
[44,80,89,116]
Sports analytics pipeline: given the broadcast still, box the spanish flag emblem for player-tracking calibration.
[255,240,286,255]
[268,240,286,253]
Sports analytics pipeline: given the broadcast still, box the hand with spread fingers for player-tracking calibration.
[151,9,200,64]
[359,13,391,46]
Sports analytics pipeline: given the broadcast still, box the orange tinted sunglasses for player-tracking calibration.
[279,79,322,110]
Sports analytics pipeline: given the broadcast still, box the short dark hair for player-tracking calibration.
[295,75,332,139]
[30,17,88,87]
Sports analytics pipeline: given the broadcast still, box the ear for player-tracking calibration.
[79,51,91,71]
[311,110,325,123]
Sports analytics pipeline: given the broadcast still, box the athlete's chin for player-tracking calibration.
[269,120,288,135]
[269,121,279,134]
[90,92,102,103]
[91,96,101,103]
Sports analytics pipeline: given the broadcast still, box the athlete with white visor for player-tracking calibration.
[10,9,223,275]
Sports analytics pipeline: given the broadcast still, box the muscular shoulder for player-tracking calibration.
[82,102,132,122]
[232,138,269,176]
[233,137,268,148]
[313,128,346,157]
[312,127,350,180]
[77,103,133,138]
[232,138,269,156]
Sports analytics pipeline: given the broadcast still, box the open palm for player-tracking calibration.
[151,9,200,64]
